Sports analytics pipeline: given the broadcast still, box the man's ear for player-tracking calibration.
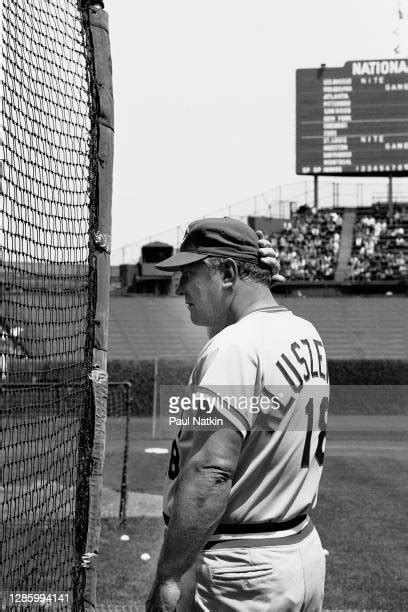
[220,258,239,287]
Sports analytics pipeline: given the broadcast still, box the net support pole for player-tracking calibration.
[119,383,132,527]
[152,357,159,438]
[314,175,319,209]
[388,175,394,218]
[83,3,114,610]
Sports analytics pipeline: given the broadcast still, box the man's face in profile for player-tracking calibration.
[175,261,224,328]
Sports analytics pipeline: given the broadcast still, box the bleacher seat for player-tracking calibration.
[269,206,344,281]
[348,205,408,281]
[108,296,408,360]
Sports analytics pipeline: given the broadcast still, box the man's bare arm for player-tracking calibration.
[146,426,243,610]
[156,426,243,580]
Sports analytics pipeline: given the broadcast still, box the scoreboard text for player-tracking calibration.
[296,59,408,176]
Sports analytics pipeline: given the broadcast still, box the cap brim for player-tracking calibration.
[155,252,208,271]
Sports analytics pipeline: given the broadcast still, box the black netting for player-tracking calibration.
[1,0,98,609]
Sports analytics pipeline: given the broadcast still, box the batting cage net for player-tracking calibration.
[1,0,100,609]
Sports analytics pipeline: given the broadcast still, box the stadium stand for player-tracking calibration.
[108,296,408,360]
[108,205,408,363]
[111,203,408,297]
[348,205,408,281]
[270,206,344,281]
[108,296,208,359]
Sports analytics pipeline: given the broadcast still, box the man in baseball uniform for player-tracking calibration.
[147,218,329,612]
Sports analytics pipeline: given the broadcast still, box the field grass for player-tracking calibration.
[3,412,407,610]
[314,454,408,610]
[104,417,169,495]
[97,419,408,611]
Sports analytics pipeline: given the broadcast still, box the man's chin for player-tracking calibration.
[188,308,208,327]
[189,314,207,326]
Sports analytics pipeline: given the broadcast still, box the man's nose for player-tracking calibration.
[174,273,184,295]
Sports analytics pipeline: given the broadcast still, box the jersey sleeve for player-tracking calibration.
[194,340,261,436]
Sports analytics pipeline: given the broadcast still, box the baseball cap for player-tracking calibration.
[155,217,261,271]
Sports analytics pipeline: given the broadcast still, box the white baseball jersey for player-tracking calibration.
[163,305,329,537]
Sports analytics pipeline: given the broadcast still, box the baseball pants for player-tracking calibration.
[177,523,325,612]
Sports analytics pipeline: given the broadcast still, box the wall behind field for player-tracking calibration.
[108,357,408,416]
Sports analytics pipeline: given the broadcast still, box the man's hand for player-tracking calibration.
[146,577,181,612]
[256,229,285,282]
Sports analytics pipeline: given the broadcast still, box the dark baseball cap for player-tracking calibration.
[155,217,260,271]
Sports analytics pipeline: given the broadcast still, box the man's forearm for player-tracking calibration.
[156,462,232,580]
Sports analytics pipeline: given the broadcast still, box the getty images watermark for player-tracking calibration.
[167,391,282,427]
[158,385,313,433]
[156,384,408,436]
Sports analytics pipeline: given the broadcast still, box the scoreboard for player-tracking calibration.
[296,58,408,176]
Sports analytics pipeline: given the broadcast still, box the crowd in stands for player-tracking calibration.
[270,206,343,281]
[348,207,408,281]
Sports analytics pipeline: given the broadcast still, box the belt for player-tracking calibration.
[203,520,314,550]
[163,512,307,534]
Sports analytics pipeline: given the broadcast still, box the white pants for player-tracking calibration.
[177,525,325,612]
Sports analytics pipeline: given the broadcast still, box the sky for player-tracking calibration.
[104,0,408,264]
